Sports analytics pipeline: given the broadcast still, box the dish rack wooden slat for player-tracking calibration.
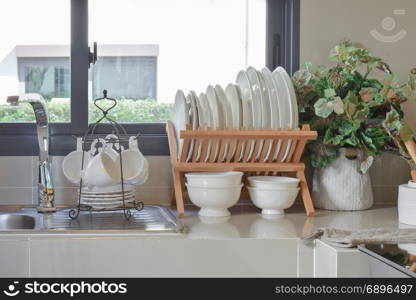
[166,120,317,217]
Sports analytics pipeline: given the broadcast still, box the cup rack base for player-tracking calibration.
[166,120,318,218]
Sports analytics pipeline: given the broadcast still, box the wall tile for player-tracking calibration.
[52,187,78,206]
[0,156,32,187]
[141,156,173,188]
[372,186,398,205]
[135,186,173,206]
[0,154,409,206]
[370,153,410,187]
[0,187,32,205]
[32,156,77,188]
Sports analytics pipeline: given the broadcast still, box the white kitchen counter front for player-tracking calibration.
[0,205,402,277]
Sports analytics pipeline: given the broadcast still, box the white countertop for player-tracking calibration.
[0,204,402,239]
[0,204,404,277]
[180,204,401,240]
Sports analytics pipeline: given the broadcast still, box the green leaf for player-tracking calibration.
[345,101,356,117]
[332,97,345,114]
[323,131,343,145]
[354,107,369,122]
[314,98,334,118]
[310,143,339,168]
[302,62,313,71]
[360,156,374,173]
[373,93,384,105]
[338,119,359,136]
[359,87,377,102]
[324,88,336,98]
[383,108,402,131]
[343,135,359,146]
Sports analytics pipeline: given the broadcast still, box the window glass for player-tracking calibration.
[89,0,266,123]
[0,0,70,122]
[92,56,157,100]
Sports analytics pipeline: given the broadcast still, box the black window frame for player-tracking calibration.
[0,0,299,156]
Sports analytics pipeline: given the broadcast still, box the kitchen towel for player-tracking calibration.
[303,228,416,248]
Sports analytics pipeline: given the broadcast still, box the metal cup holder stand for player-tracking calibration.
[69,90,144,221]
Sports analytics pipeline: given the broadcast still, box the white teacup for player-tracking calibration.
[113,136,148,185]
[83,139,120,187]
[83,150,119,187]
[62,138,91,184]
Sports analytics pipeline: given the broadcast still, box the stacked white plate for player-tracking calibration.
[79,184,135,210]
[172,66,299,162]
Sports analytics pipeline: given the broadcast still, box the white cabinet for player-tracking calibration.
[0,237,30,277]
[28,237,298,277]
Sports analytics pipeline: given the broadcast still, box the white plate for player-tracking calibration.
[186,92,199,162]
[247,66,269,128]
[214,84,232,129]
[80,192,135,199]
[206,85,224,130]
[79,191,134,199]
[225,83,243,161]
[206,85,224,161]
[81,194,135,203]
[236,70,257,129]
[245,67,264,129]
[246,67,266,160]
[193,91,206,129]
[79,185,134,194]
[172,89,190,158]
[81,198,135,209]
[190,90,203,161]
[272,69,293,161]
[261,68,281,129]
[214,84,232,161]
[276,67,299,128]
[198,92,213,129]
[256,70,274,161]
[256,70,272,129]
[261,67,283,161]
[236,70,257,161]
[225,83,242,129]
[272,70,292,129]
[198,92,213,162]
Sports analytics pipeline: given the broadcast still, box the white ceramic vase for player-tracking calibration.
[312,148,373,211]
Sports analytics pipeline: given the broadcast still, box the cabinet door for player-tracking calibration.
[0,238,30,277]
[29,237,298,277]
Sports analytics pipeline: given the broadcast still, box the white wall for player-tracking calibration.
[299,0,415,203]
[300,0,416,129]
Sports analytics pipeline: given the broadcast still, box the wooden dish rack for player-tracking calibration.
[166,120,318,217]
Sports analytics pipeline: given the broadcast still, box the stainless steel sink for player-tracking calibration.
[0,205,184,233]
[0,214,36,230]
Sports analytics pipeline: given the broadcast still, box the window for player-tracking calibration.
[0,0,299,155]
[18,58,70,99]
[0,0,70,123]
[88,0,267,123]
[92,56,157,100]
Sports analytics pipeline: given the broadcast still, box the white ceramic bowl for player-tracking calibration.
[186,183,243,217]
[248,186,299,215]
[185,171,243,187]
[248,176,300,189]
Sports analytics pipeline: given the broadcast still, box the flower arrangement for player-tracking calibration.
[292,41,416,173]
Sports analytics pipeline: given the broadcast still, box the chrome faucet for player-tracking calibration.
[7,94,56,212]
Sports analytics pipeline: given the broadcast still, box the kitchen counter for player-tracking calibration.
[0,204,404,277]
